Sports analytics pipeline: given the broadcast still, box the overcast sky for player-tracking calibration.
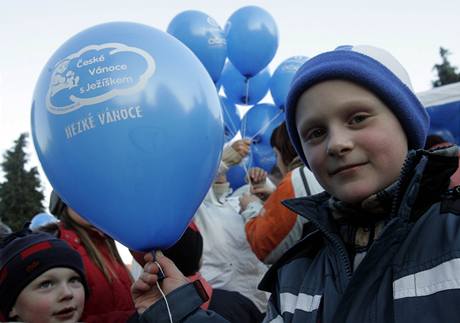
[1,0,459,202]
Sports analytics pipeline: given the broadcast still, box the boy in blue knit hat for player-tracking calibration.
[130,45,460,323]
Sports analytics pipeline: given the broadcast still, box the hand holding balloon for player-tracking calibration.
[131,251,188,314]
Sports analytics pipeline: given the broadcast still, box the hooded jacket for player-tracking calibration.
[136,146,460,323]
[260,146,460,322]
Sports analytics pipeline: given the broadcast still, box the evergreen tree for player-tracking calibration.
[0,133,44,231]
[432,47,460,87]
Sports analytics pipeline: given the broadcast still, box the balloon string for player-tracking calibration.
[240,109,282,191]
[222,103,238,138]
[247,109,283,142]
[239,114,253,188]
[241,149,253,189]
[154,261,173,323]
[245,77,250,106]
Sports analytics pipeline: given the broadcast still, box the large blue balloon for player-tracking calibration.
[270,56,308,109]
[240,103,284,172]
[225,6,278,77]
[31,22,224,251]
[167,10,227,83]
[221,61,271,105]
[220,96,241,142]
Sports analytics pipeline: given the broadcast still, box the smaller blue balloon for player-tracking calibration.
[221,62,271,105]
[227,162,248,191]
[225,6,278,77]
[168,10,227,83]
[270,56,308,109]
[240,103,284,174]
[241,103,284,146]
[226,144,276,190]
[220,96,241,142]
[29,213,59,231]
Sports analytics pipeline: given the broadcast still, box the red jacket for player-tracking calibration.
[59,224,135,322]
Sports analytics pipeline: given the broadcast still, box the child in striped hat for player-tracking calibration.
[0,229,88,322]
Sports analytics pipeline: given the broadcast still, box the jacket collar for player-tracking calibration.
[283,146,459,230]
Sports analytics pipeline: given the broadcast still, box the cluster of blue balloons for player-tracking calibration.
[31,6,309,251]
[167,7,308,190]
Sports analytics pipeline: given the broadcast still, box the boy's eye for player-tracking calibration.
[305,128,326,141]
[349,114,369,125]
[69,276,83,285]
[38,280,54,289]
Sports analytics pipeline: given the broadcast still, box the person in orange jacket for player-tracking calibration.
[239,122,324,264]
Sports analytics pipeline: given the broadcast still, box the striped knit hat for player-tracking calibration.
[0,229,88,319]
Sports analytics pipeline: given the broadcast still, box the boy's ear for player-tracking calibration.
[9,306,17,319]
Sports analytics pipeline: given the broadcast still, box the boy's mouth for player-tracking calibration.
[53,306,77,316]
[330,162,367,176]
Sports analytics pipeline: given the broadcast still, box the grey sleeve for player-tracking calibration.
[138,282,229,323]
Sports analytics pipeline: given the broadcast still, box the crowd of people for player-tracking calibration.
[2,44,460,323]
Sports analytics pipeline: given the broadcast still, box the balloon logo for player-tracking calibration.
[32,22,224,251]
[46,43,155,114]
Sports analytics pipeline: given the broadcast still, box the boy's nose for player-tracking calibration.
[327,130,353,157]
[59,283,75,300]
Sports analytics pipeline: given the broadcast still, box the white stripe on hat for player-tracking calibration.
[351,45,413,90]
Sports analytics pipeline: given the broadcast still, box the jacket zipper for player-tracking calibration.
[390,152,417,218]
[307,153,419,280]
[304,213,353,278]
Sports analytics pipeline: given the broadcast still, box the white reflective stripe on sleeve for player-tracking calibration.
[280,292,322,314]
[393,258,460,299]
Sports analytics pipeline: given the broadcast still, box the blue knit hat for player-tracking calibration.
[285,45,430,167]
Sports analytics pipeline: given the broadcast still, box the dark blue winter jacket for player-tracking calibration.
[260,146,460,322]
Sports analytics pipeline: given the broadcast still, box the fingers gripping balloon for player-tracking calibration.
[31,22,224,251]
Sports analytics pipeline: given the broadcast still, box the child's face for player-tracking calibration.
[274,147,289,176]
[295,80,408,204]
[10,267,85,323]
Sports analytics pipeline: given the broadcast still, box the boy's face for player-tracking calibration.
[295,80,408,204]
[10,267,85,323]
